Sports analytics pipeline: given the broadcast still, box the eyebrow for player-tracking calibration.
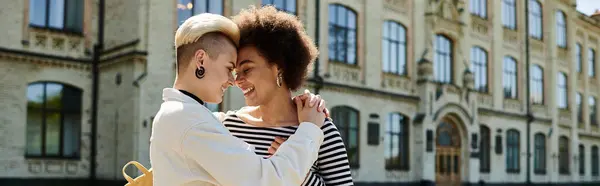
[237,59,253,67]
[229,61,235,68]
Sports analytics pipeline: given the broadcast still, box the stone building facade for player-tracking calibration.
[1,0,600,185]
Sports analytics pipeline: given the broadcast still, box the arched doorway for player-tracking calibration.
[435,117,462,186]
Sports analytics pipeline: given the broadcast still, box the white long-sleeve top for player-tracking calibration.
[149,88,324,186]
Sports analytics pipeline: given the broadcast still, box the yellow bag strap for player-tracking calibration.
[122,161,151,183]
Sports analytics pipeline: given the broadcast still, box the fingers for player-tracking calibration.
[324,108,330,118]
[268,146,276,155]
[295,96,304,111]
[317,99,326,112]
[274,137,287,144]
[268,137,287,156]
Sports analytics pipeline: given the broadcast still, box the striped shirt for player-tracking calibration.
[222,113,354,186]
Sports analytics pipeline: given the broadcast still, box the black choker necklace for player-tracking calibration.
[178,89,205,105]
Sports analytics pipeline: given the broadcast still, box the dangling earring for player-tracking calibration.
[195,64,205,79]
[276,73,283,87]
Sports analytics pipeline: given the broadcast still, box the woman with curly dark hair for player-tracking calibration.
[214,5,354,186]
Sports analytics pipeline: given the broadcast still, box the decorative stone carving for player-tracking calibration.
[417,54,433,81]
[463,69,474,90]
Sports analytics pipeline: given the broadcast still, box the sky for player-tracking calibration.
[576,0,600,16]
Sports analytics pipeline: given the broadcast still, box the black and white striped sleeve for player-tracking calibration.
[316,119,354,186]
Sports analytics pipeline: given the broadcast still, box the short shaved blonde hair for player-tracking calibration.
[175,13,240,74]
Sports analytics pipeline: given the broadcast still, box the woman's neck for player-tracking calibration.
[254,90,298,126]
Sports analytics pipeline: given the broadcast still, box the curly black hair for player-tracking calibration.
[232,5,318,91]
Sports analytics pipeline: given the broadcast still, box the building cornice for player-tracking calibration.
[0,46,91,70]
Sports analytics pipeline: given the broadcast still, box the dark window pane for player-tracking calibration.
[62,86,82,112]
[48,0,65,29]
[26,108,43,156]
[29,0,47,27]
[65,0,84,32]
[62,113,80,157]
[45,111,61,155]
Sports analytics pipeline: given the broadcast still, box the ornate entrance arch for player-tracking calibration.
[435,116,462,186]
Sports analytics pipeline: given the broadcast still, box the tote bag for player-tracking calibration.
[122,161,153,186]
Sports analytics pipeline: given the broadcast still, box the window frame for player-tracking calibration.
[577,43,582,73]
[328,4,358,65]
[502,0,517,29]
[592,145,599,176]
[382,20,407,76]
[480,125,491,173]
[579,144,585,175]
[559,136,570,174]
[577,92,583,123]
[557,72,568,109]
[25,81,82,159]
[331,105,360,169]
[528,0,543,40]
[506,129,520,173]
[533,133,546,174]
[434,34,453,84]
[555,11,567,48]
[29,0,84,34]
[590,96,597,126]
[503,56,518,99]
[471,46,488,93]
[530,65,544,105]
[384,113,410,170]
[470,0,488,19]
[261,0,297,14]
[589,48,596,77]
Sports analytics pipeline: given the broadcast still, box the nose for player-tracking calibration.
[234,73,244,87]
[227,72,235,86]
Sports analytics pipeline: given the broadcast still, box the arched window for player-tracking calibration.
[331,106,360,168]
[328,4,357,65]
[502,0,516,29]
[590,96,597,126]
[559,136,569,174]
[471,46,488,92]
[434,35,453,83]
[528,0,542,39]
[177,0,223,26]
[530,65,544,104]
[382,21,407,75]
[384,113,409,170]
[503,56,517,98]
[506,129,520,172]
[262,0,296,14]
[577,92,583,123]
[534,133,546,174]
[556,11,567,47]
[26,82,82,158]
[480,125,491,173]
[557,72,568,109]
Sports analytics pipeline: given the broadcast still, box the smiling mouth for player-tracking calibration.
[242,87,255,95]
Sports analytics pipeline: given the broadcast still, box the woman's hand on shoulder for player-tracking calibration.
[294,89,327,127]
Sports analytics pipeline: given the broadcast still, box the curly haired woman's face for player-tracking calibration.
[234,46,281,106]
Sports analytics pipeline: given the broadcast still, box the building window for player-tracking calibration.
[557,72,568,109]
[577,43,582,73]
[480,125,491,173]
[580,144,585,175]
[506,129,520,173]
[503,56,518,99]
[593,145,599,176]
[384,113,409,170]
[556,11,567,48]
[29,0,84,33]
[177,0,223,26]
[502,0,516,29]
[470,0,487,18]
[577,93,583,123]
[328,4,357,65]
[589,48,596,77]
[26,82,82,158]
[471,46,488,92]
[434,35,453,83]
[262,0,296,14]
[530,65,544,105]
[590,96,597,126]
[331,106,360,168]
[528,0,542,40]
[534,133,546,174]
[382,21,407,75]
[559,136,570,174]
